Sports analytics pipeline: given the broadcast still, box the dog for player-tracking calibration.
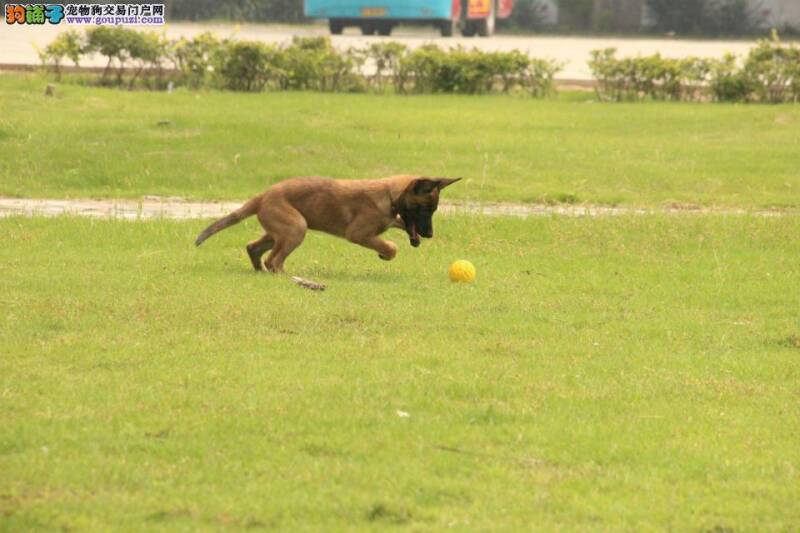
[195,175,460,289]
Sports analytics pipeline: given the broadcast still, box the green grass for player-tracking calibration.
[1,74,799,208]
[2,214,799,530]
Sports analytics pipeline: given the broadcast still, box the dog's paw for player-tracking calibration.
[378,242,398,261]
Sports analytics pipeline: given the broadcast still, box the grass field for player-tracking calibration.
[3,71,800,529]
[2,214,800,530]
[1,74,800,208]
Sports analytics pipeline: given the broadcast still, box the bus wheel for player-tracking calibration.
[378,23,392,36]
[461,21,476,37]
[439,19,456,37]
[329,19,344,34]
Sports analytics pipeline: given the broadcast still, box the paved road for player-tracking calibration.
[0,197,791,220]
[3,22,765,80]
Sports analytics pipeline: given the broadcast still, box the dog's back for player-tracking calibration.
[261,177,409,237]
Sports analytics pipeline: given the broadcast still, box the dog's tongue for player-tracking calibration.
[410,223,420,247]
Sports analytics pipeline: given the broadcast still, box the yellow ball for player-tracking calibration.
[448,260,476,283]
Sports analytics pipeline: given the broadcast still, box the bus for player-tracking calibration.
[304,0,513,37]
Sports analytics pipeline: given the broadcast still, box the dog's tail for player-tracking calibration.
[195,196,261,246]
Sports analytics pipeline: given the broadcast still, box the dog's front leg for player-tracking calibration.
[350,235,398,261]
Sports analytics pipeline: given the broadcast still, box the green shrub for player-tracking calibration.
[365,42,407,93]
[85,26,142,85]
[279,37,365,92]
[126,30,170,89]
[434,48,498,94]
[525,57,561,97]
[589,49,713,102]
[396,45,443,94]
[215,40,280,92]
[83,27,171,88]
[211,36,367,93]
[398,46,499,95]
[396,45,559,95]
[707,53,753,102]
[37,29,85,79]
[173,32,223,89]
[743,32,800,103]
[489,49,530,92]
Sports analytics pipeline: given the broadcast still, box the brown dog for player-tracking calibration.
[195,175,460,289]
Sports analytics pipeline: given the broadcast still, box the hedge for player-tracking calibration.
[38,27,561,96]
[39,27,799,103]
[589,32,800,103]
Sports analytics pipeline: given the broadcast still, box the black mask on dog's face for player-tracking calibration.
[396,178,461,247]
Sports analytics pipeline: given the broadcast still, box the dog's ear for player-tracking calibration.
[435,177,461,190]
[410,177,462,195]
[411,178,439,195]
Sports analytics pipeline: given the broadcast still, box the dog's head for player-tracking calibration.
[395,177,461,247]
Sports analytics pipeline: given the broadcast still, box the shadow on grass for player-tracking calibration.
[302,267,403,283]
[191,262,404,285]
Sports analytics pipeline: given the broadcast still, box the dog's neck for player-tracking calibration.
[388,190,400,217]
[361,176,416,218]
[384,175,417,214]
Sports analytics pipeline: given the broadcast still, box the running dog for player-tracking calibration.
[195,175,460,289]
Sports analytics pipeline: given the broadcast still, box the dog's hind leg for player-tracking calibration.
[266,236,325,291]
[246,234,275,271]
[260,207,324,290]
[264,225,306,274]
